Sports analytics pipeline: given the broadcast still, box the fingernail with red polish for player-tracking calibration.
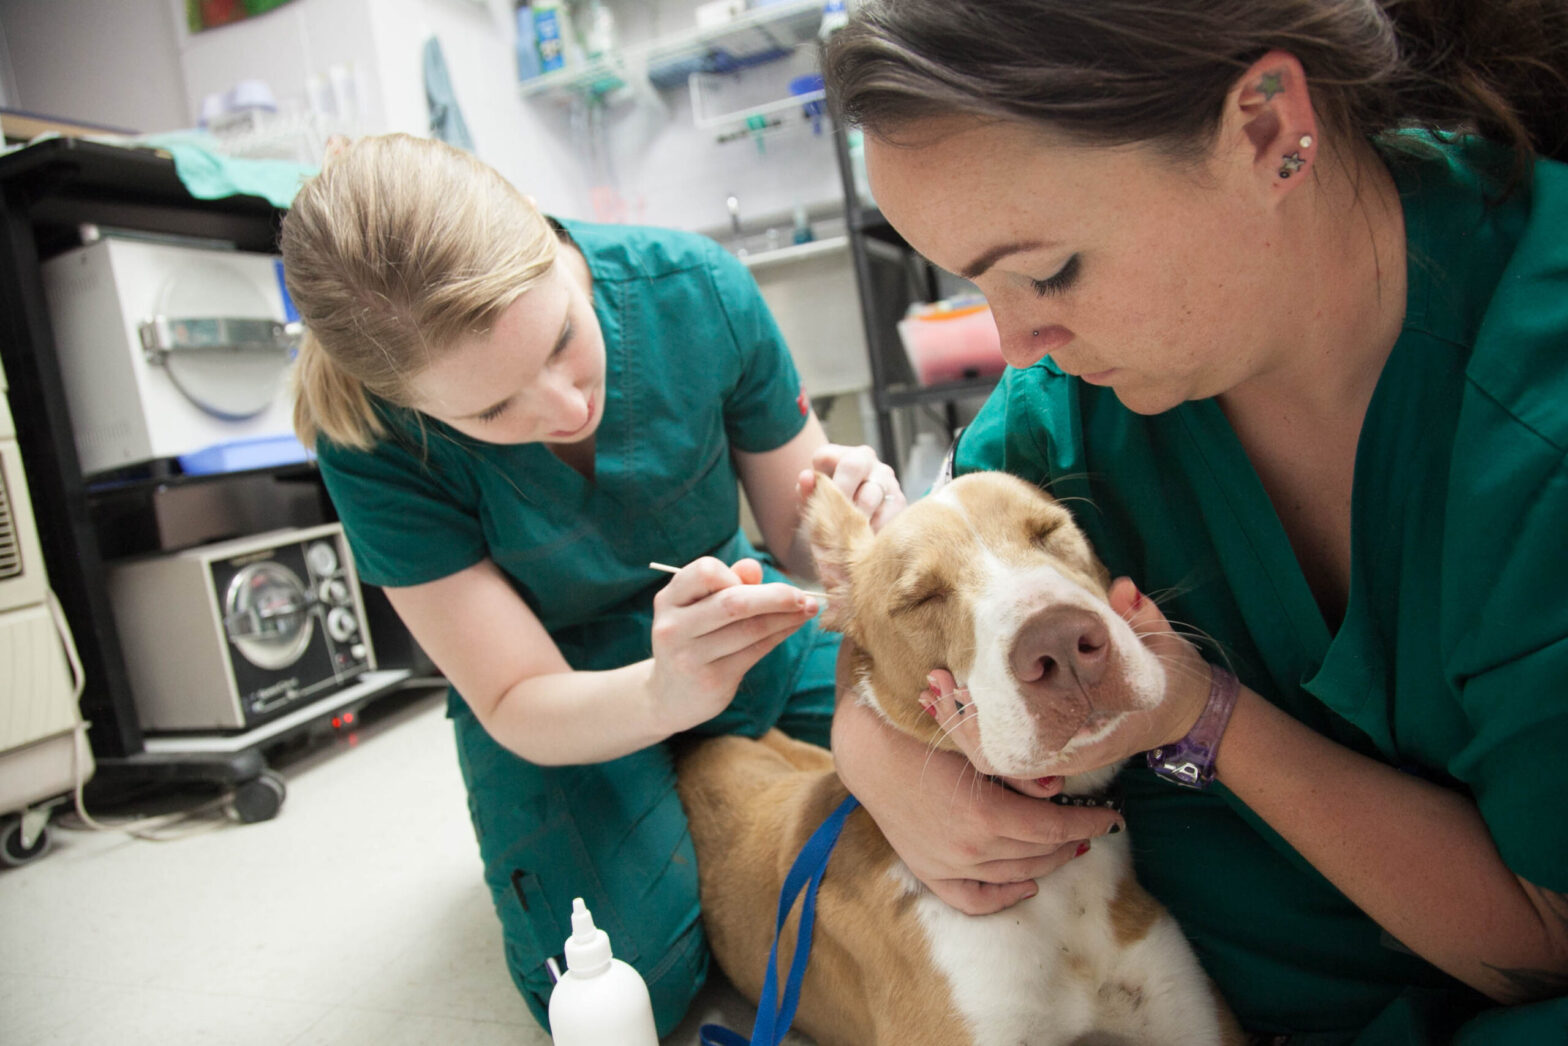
[923,704,937,718]
[1131,589,1144,610]
[1075,841,1091,857]
[1035,776,1059,789]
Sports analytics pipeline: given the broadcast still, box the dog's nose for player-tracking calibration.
[1011,606,1110,691]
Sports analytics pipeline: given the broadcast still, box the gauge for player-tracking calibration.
[223,562,313,670]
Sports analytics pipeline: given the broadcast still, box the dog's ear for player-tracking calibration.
[804,472,873,632]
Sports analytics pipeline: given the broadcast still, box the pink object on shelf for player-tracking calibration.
[896,297,1007,386]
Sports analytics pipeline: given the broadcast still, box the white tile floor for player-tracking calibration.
[0,686,811,1045]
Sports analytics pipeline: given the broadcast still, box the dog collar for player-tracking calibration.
[1049,792,1124,814]
[985,774,1125,813]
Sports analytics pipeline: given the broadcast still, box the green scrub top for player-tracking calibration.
[955,135,1568,1042]
[315,216,815,679]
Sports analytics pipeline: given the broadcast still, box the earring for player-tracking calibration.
[1298,134,1313,149]
[1278,151,1306,178]
[1032,330,1040,337]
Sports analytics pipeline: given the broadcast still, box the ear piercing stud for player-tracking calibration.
[1278,134,1314,178]
[1032,330,1040,337]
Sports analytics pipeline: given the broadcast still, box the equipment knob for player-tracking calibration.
[306,540,339,576]
[326,606,359,643]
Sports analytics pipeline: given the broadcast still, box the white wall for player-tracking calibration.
[0,0,844,232]
[0,0,187,133]
[166,0,586,216]
[173,0,386,130]
[357,0,587,218]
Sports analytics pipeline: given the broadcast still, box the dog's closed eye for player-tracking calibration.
[891,581,949,616]
[1029,513,1069,549]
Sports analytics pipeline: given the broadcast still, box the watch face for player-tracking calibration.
[1146,748,1212,789]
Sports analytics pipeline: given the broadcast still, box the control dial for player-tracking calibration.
[326,606,360,643]
[306,540,339,577]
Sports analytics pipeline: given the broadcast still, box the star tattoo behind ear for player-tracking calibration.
[1257,71,1284,101]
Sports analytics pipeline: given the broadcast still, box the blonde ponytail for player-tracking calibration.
[291,329,385,450]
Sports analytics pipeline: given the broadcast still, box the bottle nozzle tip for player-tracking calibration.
[570,897,597,939]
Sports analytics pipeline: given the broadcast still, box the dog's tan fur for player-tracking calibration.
[677,472,1241,1046]
[679,731,971,1044]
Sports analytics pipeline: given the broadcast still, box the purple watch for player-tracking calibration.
[1146,665,1240,789]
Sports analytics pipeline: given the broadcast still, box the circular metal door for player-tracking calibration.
[144,260,295,420]
[222,562,315,670]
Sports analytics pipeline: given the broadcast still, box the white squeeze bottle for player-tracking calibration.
[548,898,660,1046]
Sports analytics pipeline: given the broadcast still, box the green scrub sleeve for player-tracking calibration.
[315,424,489,589]
[707,243,809,454]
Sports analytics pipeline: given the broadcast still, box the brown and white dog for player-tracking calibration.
[676,470,1241,1046]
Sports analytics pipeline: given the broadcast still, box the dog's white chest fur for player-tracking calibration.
[891,836,1222,1046]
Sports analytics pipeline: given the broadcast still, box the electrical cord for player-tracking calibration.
[46,589,238,842]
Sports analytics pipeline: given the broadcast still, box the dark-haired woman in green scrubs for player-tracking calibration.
[947,134,1568,1041]
[823,0,1568,1041]
[280,134,903,1038]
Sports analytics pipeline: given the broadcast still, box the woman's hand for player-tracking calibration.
[831,650,1124,916]
[647,556,819,735]
[1109,576,1216,753]
[797,443,906,531]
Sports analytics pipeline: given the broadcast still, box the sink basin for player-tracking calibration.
[735,232,871,398]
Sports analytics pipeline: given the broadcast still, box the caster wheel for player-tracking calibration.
[229,770,287,824]
[0,814,52,868]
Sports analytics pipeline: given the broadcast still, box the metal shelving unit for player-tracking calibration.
[0,138,416,817]
[518,0,823,102]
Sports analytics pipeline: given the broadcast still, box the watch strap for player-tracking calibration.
[1146,665,1240,789]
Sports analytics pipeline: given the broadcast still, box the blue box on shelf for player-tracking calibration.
[179,434,311,476]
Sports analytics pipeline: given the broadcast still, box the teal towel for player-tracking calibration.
[138,131,318,209]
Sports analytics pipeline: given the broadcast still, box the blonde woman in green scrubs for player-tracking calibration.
[824,0,1568,1042]
[280,134,903,1037]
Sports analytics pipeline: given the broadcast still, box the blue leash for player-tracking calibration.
[699,793,860,1046]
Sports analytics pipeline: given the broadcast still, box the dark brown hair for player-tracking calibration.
[824,0,1568,185]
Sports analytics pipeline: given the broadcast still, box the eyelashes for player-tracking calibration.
[1030,254,1080,297]
[474,318,576,425]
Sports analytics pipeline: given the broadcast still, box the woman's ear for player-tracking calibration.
[1219,50,1319,201]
